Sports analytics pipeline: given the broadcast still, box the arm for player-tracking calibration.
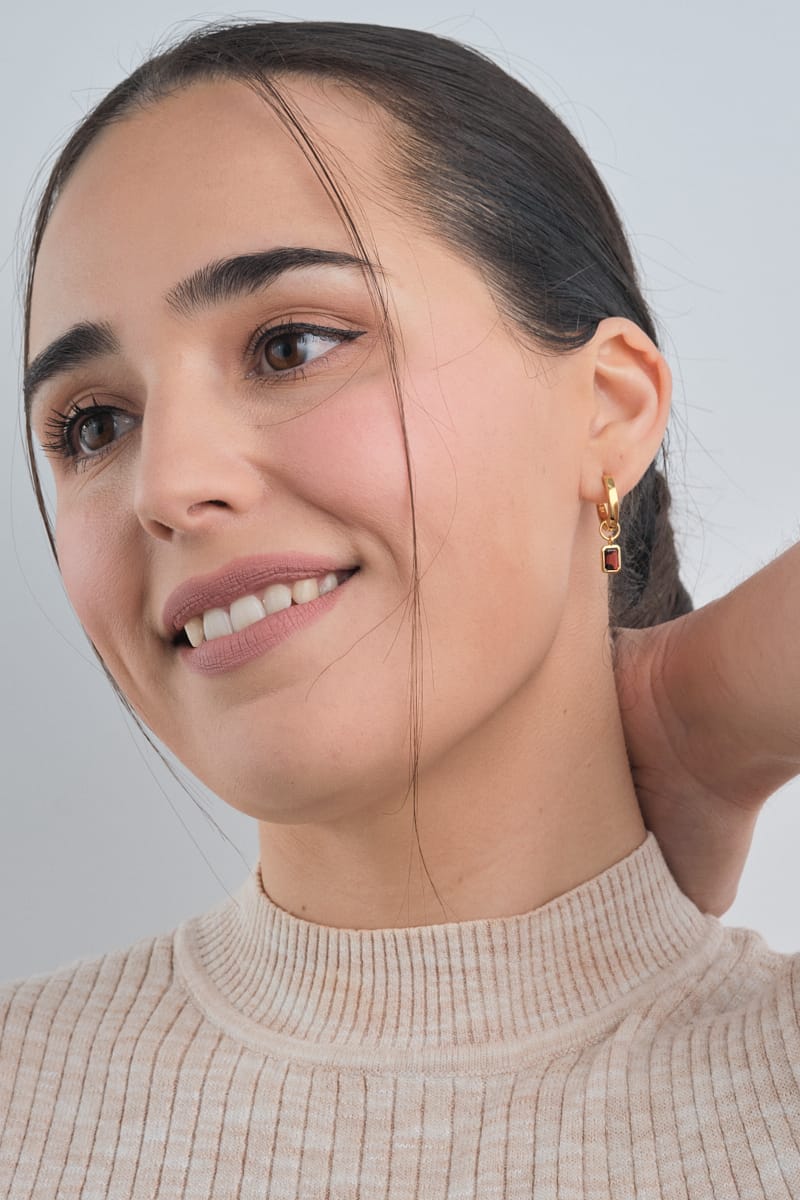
[614,539,800,915]
[657,538,800,806]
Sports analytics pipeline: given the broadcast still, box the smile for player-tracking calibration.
[180,570,354,647]
[175,568,358,677]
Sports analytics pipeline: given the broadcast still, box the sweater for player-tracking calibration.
[1,831,799,1199]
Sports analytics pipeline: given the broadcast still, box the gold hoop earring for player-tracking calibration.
[597,475,622,574]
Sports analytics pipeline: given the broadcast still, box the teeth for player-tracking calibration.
[203,607,233,641]
[230,594,267,632]
[291,577,320,605]
[182,571,344,647]
[263,583,293,615]
[185,615,205,648]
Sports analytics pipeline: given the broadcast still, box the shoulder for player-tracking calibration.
[622,923,800,1095]
[0,875,255,1084]
[0,927,182,1061]
[567,925,800,1195]
[0,927,199,1193]
[727,925,800,1043]
[715,923,800,1013]
[652,921,800,1031]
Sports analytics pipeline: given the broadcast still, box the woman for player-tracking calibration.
[2,20,799,1198]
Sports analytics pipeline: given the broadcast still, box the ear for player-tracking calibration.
[578,317,672,506]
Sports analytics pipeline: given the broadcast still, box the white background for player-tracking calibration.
[2,0,798,980]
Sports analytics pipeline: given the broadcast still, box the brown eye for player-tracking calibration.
[261,330,335,373]
[265,332,310,370]
[76,410,118,454]
[247,324,365,382]
[40,398,137,469]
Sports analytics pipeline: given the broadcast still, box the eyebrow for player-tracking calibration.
[24,247,375,419]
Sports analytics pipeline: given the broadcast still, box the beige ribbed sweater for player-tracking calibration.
[2,831,799,1198]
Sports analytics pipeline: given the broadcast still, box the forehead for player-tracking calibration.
[29,78,394,348]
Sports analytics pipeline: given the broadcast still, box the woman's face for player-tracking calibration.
[27,79,598,821]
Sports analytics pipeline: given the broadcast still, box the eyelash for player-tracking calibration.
[40,321,365,472]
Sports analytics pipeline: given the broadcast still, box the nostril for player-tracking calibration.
[188,499,229,514]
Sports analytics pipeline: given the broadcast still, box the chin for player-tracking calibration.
[199,740,410,826]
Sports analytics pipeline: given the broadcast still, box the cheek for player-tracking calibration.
[56,496,141,654]
[57,506,105,641]
[56,497,157,730]
[396,356,581,694]
[412,352,577,566]
[274,374,414,559]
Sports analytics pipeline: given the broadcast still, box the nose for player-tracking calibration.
[133,376,266,541]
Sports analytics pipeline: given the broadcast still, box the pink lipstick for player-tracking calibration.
[162,554,358,676]
[162,553,356,637]
[179,575,354,675]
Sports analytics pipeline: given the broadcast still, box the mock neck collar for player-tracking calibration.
[174,831,722,1071]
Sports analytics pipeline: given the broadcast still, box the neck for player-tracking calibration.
[258,614,647,930]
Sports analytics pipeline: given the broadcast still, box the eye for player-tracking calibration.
[249,322,364,380]
[74,409,120,454]
[40,396,137,469]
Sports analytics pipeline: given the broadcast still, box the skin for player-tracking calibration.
[614,540,800,917]
[28,78,674,929]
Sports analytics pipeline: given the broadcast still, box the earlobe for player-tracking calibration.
[581,317,672,504]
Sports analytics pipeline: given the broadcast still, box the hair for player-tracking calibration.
[21,20,693,911]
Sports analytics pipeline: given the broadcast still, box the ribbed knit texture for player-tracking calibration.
[2,830,799,1198]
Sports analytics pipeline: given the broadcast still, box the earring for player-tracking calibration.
[597,474,622,574]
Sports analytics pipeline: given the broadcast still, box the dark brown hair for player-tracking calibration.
[21,21,693,907]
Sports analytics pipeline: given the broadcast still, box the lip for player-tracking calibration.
[161,553,357,639]
[176,569,355,676]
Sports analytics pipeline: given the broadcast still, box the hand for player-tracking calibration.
[613,617,763,918]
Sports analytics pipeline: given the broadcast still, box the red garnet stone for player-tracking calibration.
[602,545,621,573]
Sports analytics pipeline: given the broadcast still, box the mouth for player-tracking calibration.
[170,567,359,648]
